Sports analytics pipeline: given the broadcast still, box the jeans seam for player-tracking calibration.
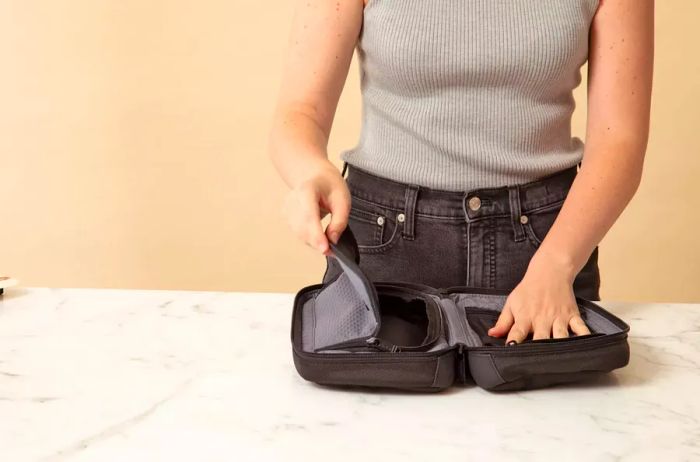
[414,212,465,221]
[462,194,471,286]
[488,219,496,288]
[402,184,419,240]
[522,199,566,215]
[375,220,384,245]
[350,192,403,212]
[357,219,403,254]
[349,209,380,224]
[524,223,543,249]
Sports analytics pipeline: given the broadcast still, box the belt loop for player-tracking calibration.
[508,185,526,242]
[402,184,420,240]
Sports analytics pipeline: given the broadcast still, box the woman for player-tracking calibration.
[269,0,654,345]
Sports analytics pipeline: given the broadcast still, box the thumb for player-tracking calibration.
[324,188,351,244]
[488,304,514,338]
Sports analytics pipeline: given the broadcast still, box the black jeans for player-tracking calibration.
[323,162,601,300]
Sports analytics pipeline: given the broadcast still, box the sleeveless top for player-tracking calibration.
[340,0,601,191]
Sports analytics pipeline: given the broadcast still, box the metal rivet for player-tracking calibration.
[376,216,385,226]
[468,196,481,211]
[519,215,529,224]
[397,213,405,223]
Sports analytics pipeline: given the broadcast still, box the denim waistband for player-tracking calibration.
[344,162,578,222]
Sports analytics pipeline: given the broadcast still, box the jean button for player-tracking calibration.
[376,216,385,226]
[519,215,529,224]
[468,196,481,211]
[397,213,406,223]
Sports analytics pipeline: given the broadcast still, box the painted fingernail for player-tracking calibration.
[507,340,517,346]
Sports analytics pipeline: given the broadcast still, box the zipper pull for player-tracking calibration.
[436,286,450,297]
[366,337,400,352]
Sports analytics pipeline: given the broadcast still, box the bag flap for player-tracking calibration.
[307,226,381,351]
[328,226,381,320]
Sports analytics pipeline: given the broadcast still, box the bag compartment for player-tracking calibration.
[441,288,631,391]
[291,284,456,391]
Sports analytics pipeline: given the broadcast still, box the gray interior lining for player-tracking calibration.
[450,292,622,337]
[452,293,508,312]
[301,295,315,350]
[449,293,505,347]
[330,239,380,316]
[578,306,621,334]
[300,284,623,353]
[437,295,479,347]
[303,271,379,352]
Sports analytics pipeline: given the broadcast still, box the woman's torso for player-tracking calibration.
[341,0,601,191]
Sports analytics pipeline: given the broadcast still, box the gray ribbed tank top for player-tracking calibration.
[340,0,600,191]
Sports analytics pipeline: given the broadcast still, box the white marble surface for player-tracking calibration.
[0,287,698,461]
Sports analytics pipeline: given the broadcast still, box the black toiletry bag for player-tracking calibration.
[290,226,630,392]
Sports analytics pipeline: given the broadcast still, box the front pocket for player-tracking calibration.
[348,197,403,253]
[518,333,605,344]
[463,308,504,346]
[463,306,599,347]
[521,201,564,249]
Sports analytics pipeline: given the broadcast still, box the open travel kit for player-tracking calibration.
[290,227,630,392]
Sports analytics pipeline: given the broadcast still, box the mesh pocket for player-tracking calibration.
[312,271,378,350]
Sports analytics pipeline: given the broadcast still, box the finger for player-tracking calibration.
[300,186,328,254]
[569,315,591,336]
[488,304,514,338]
[308,220,328,253]
[552,318,570,339]
[325,189,351,244]
[532,318,552,340]
[320,242,335,257]
[505,322,530,345]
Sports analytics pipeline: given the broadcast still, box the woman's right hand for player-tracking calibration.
[282,163,351,256]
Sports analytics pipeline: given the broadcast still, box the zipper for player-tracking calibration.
[366,336,400,353]
[375,281,443,296]
[294,282,627,360]
[442,289,630,353]
[295,332,625,361]
[441,285,510,296]
[471,331,627,354]
[294,346,455,360]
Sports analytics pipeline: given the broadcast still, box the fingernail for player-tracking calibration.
[507,340,517,346]
[329,232,339,244]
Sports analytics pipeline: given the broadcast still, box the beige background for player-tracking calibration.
[0,1,697,302]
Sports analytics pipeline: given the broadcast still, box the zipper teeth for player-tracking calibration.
[296,333,626,360]
[293,284,627,359]
[296,348,453,360]
[299,354,453,361]
[474,333,627,354]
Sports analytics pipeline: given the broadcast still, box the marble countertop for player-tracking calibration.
[1,288,698,461]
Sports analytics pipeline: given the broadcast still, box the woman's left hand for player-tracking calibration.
[487,251,590,344]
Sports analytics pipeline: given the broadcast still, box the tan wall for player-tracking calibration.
[0,1,697,302]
